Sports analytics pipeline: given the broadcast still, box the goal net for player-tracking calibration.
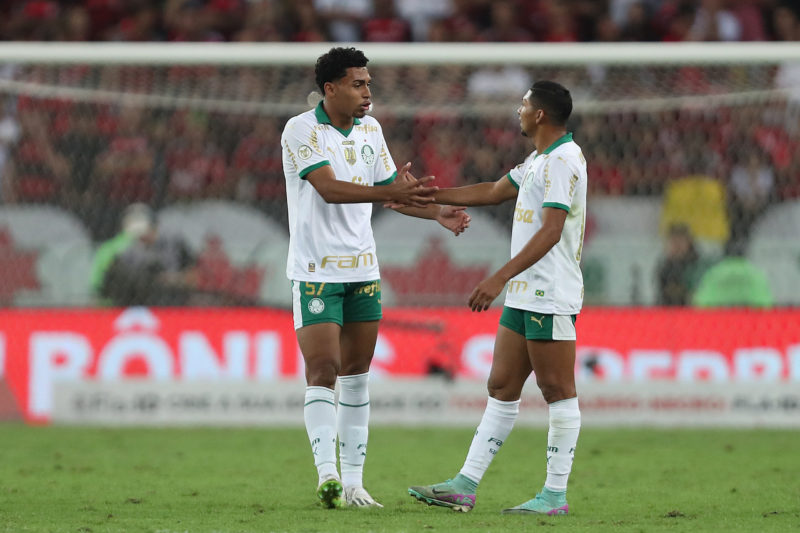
[0,42,798,308]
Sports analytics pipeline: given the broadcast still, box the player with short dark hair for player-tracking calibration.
[281,46,470,510]
[408,80,586,515]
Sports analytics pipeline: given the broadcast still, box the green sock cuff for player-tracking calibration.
[454,473,479,493]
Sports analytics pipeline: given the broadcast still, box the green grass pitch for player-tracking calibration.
[1,424,798,532]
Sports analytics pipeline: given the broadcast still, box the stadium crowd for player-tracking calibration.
[0,0,798,252]
[1,0,799,43]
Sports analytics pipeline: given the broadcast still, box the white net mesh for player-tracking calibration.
[0,43,798,307]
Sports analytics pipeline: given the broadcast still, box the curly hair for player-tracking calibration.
[315,47,369,93]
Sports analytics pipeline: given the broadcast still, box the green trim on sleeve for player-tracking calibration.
[299,160,330,179]
[542,201,570,213]
[374,170,398,186]
[506,172,519,190]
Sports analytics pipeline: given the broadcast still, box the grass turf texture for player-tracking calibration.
[1,425,798,532]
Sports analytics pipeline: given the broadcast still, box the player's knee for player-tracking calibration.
[487,378,522,402]
[305,360,340,388]
[340,355,372,376]
[536,380,575,404]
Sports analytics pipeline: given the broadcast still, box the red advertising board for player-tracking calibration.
[0,307,798,422]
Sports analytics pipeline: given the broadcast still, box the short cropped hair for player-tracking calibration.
[315,47,369,93]
[529,81,572,126]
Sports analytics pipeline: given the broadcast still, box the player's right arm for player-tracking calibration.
[433,174,518,207]
[282,117,436,207]
[306,162,437,207]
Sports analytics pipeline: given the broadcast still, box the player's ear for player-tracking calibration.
[323,81,335,97]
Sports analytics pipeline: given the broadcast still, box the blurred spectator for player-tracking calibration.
[478,0,533,42]
[618,1,658,41]
[313,0,372,42]
[461,145,501,183]
[594,14,621,42]
[291,1,329,41]
[82,0,125,40]
[732,0,767,41]
[656,223,704,306]
[775,152,800,199]
[692,241,773,307]
[164,0,224,42]
[106,4,162,42]
[4,110,69,204]
[435,0,481,42]
[467,65,531,99]
[206,0,247,40]
[165,112,228,200]
[91,106,155,203]
[57,104,107,198]
[4,1,61,41]
[418,126,465,188]
[362,0,410,42]
[394,0,454,42]
[58,5,91,41]
[0,103,21,202]
[661,2,696,41]
[771,3,800,41]
[233,1,286,42]
[726,148,774,251]
[90,203,199,306]
[232,116,285,216]
[86,106,156,239]
[527,0,578,42]
[688,0,742,41]
[587,146,624,195]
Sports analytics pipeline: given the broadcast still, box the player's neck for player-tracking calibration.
[322,101,355,130]
[533,128,568,154]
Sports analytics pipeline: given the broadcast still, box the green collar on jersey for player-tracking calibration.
[536,132,573,158]
[315,101,361,137]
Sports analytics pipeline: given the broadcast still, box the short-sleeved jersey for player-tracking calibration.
[282,102,397,282]
[504,133,587,315]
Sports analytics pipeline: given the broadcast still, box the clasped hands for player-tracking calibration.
[384,162,470,236]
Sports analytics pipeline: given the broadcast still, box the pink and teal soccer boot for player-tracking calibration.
[408,477,476,513]
[501,487,568,515]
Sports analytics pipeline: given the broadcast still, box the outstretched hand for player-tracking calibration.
[437,205,471,236]
[468,273,506,312]
[385,163,437,208]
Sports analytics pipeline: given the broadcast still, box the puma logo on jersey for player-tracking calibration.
[530,315,544,327]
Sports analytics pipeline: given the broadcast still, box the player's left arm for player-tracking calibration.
[469,207,566,311]
[391,204,471,236]
[469,155,578,311]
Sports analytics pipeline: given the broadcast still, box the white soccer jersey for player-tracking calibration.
[282,102,397,282]
[504,133,587,315]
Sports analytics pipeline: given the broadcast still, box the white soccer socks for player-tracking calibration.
[459,396,521,485]
[304,386,338,484]
[337,372,370,490]
[544,396,581,492]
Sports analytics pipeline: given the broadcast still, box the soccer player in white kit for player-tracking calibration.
[408,81,587,515]
[281,47,470,509]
